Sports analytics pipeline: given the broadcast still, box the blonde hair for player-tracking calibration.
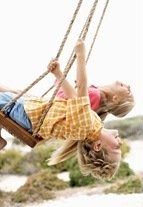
[48,139,120,180]
[97,91,135,120]
[77,141,119,180]
[48,140,77,165]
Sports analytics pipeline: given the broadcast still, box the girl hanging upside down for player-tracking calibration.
[56,74,134,121]
[0,39,134,180]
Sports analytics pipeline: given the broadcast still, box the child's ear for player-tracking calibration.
[112,95,119,104]
[93,140,102,151]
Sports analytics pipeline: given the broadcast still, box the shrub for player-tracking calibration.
[113,161,134,180]
[21,145,78,175]
[11,169,69,203]
[105,115,143,140]
[69,164,96,187]
[17,145,54,175]
[121,139,130,158]
[0,150,23,174]
[105,175,143,194]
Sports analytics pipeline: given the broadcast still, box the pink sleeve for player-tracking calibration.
[56,89,67,99]
[88,85,101,111]
[54,79,67,99]
[55,80,101,107]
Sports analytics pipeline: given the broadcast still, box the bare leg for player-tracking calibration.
[0,137,7,150]
[0,84,21,94]
[0,126,7,150]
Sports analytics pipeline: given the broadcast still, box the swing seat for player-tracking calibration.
[0,0,109,149]
[0,111,43,148]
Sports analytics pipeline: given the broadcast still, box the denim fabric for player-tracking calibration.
[0,92,32,131]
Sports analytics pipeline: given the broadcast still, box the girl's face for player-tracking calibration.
[94,128,122,163]
[111,81,133,102]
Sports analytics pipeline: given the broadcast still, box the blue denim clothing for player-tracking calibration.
[0,92,32,131]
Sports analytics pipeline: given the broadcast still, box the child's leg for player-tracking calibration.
[0,137,7,150]
[0,127,7,150]
[0,84,21,94]
[0,84,33,98]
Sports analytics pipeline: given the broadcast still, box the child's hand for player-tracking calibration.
[74,39,86,56]
[47,58,60,75]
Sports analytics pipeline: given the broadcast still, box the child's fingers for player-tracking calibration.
[47,58,56,69]
[76,38,83,45]
[47,58,59,72]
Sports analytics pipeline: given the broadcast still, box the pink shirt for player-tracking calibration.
[56,84,101,111]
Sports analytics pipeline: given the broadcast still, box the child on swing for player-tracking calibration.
[0,45,134,122]
[0,39,123,180]
[56,72,134,121]
[0,79,134,121]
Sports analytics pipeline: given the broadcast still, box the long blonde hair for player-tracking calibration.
[48,140,77,165]
[96,90,135,120]
[48,139,119,180]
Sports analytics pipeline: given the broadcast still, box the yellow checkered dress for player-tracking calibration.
[24,96,102,142]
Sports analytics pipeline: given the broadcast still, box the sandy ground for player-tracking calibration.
[0,139,143,207]
[24,193,143,207]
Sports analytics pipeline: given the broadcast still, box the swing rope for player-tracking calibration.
[86,0,110,63]
[33,0,99,137]
[1,0,84,113]
[0,0,110,145]
[42,0,110,98]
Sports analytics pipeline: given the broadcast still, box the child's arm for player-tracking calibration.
[75,39,88,97]
[48,59,77,99]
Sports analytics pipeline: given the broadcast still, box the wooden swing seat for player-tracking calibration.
[0,111,43,148]
[0,0,109,149]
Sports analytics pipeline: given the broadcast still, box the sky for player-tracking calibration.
[0,0,142,120]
